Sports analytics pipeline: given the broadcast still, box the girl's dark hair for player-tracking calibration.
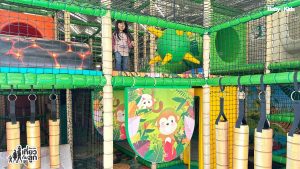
[113,20,133,41]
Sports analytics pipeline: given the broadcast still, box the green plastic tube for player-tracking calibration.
[0,2,54,16]
[208,0,300,33]
[267,114,294,123]
[6,0,206,34]
[112,71,299,87]
[269,61,300,71]
[0,73,106,89]
[0,91,52,95]
[6,0,107,16]
[272,155,287,164]
[2,71,298,89]
[190,161,199,167]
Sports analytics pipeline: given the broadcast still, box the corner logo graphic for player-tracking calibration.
[7,145,38,165]
[267,5,295,12]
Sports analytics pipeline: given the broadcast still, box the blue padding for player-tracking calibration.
[0,67,102,76]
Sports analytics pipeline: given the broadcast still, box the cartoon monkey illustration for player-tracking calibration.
[137,94,153,110]
[115,104,126,140]
[133,89,163,114]
[156,109,180,161]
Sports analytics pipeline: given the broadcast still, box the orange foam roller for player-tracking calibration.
[286,133,300,169]
[215,121,229,169]
[254,129,273,169]
[6,122,21,169]
[49,119,60,168]
[233,125,249,169]
[26,121,41,169]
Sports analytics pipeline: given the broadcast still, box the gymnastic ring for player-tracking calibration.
[258,91,266,101]
[290,91,300,101]
[49,93,58,101]
[8,94,17,102]
[238,91,246,100]
[28,94,37,101]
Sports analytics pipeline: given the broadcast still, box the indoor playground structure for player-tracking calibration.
[0,0,300,169]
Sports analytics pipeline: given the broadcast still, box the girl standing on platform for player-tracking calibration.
[112,20,134,71]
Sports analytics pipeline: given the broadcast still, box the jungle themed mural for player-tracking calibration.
[125,87,195,163]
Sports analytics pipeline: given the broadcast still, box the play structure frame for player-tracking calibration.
[0,0,300,169]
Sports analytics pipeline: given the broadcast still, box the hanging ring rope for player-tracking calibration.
[219,77,225,93]
[28,85,37,124]
[215,77,227,124]
[236,76,247,128]
[290,91,300,101]
[288,71,300,137]
[50,86,58,121]
[257,75,270,132]
[238,76,246,99]
[8,85,17,124]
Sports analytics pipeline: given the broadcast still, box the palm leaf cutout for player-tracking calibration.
[173,97,186,111]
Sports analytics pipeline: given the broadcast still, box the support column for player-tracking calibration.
[89,38,95,135]
[66,89,73,165]
[203,34,211,169]
[265,0,274,115]
[203,0,211,168]
[54,12,58,40]
[143,33,148,62]
[55,11,60,122]
[102,1,114,168]
[64,11,73,167]
[0,96,5,139]
[149,0,156,73]
[133,20,139,72]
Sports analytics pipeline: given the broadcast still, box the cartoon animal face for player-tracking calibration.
[156,109,180,137]
[117,110,125,123]
[137,94,153,110]
[158,115,178,135]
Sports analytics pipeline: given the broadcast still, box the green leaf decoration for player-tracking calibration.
[172,97,186,111]
[172,97,185,103]
[129,89,139,102]
[137,109,151,115]
[176,143,184,154]
[140,135,149,141]
[140,118,146,123]
[144,150,154,160]
[145,129,155,133]
[113,128,120,140]
[151,145,164,162]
